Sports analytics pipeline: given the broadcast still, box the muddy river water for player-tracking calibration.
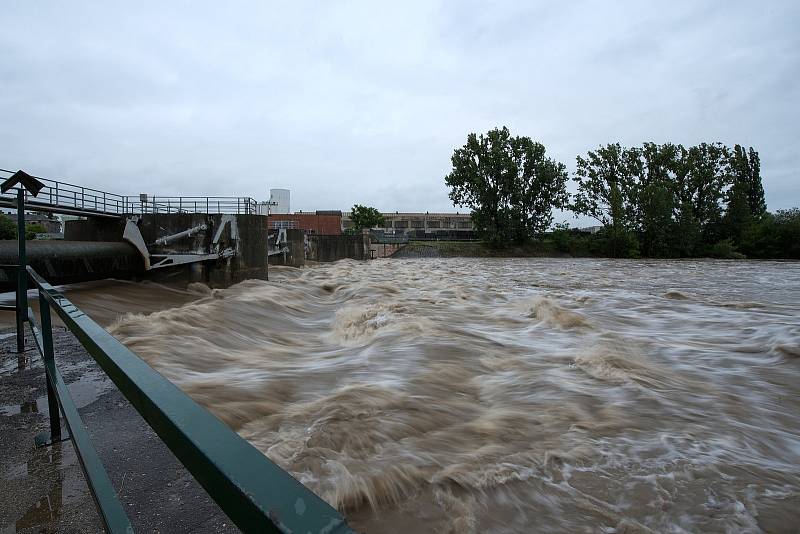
[16,258,800,532]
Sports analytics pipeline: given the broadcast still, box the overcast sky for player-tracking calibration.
[1,1,798,221]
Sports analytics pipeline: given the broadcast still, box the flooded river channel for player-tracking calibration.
[18,259,800,532]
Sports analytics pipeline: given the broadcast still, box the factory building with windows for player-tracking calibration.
[341,212,476,239]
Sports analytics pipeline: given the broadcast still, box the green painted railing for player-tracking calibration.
[19,265,356,534]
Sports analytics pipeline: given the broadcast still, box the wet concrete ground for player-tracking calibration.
[0,326,240,533]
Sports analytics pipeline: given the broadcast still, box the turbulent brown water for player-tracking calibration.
[19,259,800,532]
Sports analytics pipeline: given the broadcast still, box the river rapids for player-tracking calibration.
[55,259,800,532]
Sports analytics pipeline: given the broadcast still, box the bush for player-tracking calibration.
[0,214,15,239]
[551,222,572,253]
[707,238,745,259]
[26,223,47,240]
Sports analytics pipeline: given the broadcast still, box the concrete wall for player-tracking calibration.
[64,213,269,288]
[136,213,269,287]
[370,242,404,258]
[62,217,369,284]
[306,233,369,262]
[227,214,269,284]
[64,217,126,242]
[269,230,371,266]
[268,229,305,268]
[269,213,342,235]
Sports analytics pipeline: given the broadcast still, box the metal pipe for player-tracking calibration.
[0,241,143,292]
[154,223,208,246]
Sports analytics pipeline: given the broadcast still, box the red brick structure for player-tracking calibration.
[268,211,342,235]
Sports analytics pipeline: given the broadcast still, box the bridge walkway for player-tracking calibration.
[0,169,258,218]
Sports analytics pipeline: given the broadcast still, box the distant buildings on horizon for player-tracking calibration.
[267,210,476,239]
[261,188,597,237]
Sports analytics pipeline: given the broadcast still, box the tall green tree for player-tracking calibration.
[445,127,568,245]
[633,143,681,244]
[572,143,641,256]
[572,143,641,228]
[672,201,702,257]
[639,142,682,187]
[729,145,766,218]
[684,142,729,228]
[722,178,753,245]
[638,181,676,257]
[350,204,384,230]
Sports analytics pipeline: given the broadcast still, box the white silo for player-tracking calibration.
[269,188,290,214]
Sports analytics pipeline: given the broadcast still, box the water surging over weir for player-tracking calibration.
[100,259,799,532]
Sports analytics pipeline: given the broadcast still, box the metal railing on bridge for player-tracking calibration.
[124,196,259,215]
[0,169,259,217]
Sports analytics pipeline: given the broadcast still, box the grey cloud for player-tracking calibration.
[0,1,797,220]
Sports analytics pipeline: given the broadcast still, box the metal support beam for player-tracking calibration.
[15,188,27,352]
[154,223,208,246]
[39,294,62,441]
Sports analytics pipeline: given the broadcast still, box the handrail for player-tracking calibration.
[0,168,127,197]
[0,168,259,216]
[25,265,355,534]
[27,304,134,533]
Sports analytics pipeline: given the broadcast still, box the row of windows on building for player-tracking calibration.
[390,220,472,229]
[268,212,475,234]
[269,220,298,229]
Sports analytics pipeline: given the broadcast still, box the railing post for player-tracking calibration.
[15,188,27,352]
[39,291,62,441]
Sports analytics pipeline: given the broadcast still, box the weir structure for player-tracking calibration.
[0,171,357,533]
[0,168,277,290]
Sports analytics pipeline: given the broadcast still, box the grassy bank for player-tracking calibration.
[394,240,568,258]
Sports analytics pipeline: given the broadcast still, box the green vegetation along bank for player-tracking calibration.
[444,127,799,259]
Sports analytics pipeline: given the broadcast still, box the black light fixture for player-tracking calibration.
[0,170,45,197]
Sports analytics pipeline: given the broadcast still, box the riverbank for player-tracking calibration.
[390,239,799,260]
[392,240,565,258]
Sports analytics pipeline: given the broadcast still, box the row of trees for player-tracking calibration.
[445,127,798,258]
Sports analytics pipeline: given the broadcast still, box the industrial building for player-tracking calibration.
[258,188,291,215]
[341,212,476,239]
[268,210,343,235]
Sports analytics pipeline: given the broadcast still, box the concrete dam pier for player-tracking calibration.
[0,170,373,292]
[0,215,371,291]
[64,213,270,288]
